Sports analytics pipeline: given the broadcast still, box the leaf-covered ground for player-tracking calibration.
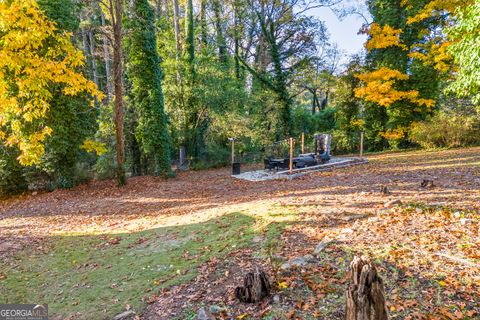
[0,148,479,319]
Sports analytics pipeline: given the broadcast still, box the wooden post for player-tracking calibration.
[360,131,364,159]
[301,132,305,154]
[179,146,186,170]
[289,137,294,175]
[231,139,235,164]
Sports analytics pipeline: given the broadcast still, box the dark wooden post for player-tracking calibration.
[289,138,294,175]
[345,256,388,320]
[301,132,305,154]
[179,146,186,170]
[360,131,364,159]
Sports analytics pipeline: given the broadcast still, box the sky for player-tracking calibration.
[311,5,369,66]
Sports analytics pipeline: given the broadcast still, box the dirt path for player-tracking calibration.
[1,148,480,256]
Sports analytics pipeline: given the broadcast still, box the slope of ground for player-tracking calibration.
[0,148,479,319]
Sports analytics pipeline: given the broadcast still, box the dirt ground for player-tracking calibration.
[1,148,479,319]
[1,148,479,248]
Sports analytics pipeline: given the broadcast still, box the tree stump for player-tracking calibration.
[235,267,271,303]
[420,179,434,188]
[380,185,391,196]
[345,256,388,320]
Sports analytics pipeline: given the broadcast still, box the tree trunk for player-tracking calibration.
[81,26,90,72]
[155,0,162,18]
[172,0,181,60]
[312,90,319,114]
[200,0,207,47]
[163,0,170,17]
[320,90,329,111]
[127,106,142,177]
[185,0,195,67]
[100,8,113,102]
[269,25,291,137]
[212,0,227,65]
[345,256,388,320]
[88,30,99,89]
[111,0,126,186]
[233,0,241,79]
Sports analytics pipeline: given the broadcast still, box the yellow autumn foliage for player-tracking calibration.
[406,0,473,24]
[354,68,435,107]
[409,41,453,72]
[380,127,406,141]
[366,23,406,51]
[350,118,364,129]
[0,0,103,165]
[81,139,107,156]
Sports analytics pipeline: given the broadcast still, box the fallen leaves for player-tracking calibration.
[107,236,121,245]
[1,148,480,319]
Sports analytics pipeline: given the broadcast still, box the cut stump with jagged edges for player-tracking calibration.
[420,179,435,188]
[345,256,388,320]
[235,267,271,303]
[380,185,391,196]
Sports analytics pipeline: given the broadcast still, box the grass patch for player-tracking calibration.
[0,212,270,319]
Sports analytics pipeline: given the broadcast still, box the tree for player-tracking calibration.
[101,0,127,186]
[212,0,228,65]
[128,0,172,176]
[185,0,195,70]
[35,0,99,188]
[447,1,480,105]
[0,0,101,166]
[297,41,340,114]
[354,0,446,148]
[238,0,328,138]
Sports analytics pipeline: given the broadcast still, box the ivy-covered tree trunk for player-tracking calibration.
[128,0,172,176]
[200,0,208,47]
[233,0,242,79]
[185,0,195,67]
[184,0,203,159]
[212,0,228,65]
[269,23,292,138]
[172,0,181,70]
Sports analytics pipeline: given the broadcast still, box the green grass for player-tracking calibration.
[0,212,281,319]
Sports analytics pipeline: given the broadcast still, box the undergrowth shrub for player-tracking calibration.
[409,111,480,149]
[331,129,360,154]
[0,147,27,196]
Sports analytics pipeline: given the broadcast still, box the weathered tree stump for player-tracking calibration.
[420,179,434,188]
[345,256,388,320]
[235,267,271,303]
[380,185,391,196]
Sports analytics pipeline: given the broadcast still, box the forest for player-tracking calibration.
[1,0,479,193]
[0,0,480,319]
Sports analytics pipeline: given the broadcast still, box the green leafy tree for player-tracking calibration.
[447,1,480,105]
[37,0,97,188]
